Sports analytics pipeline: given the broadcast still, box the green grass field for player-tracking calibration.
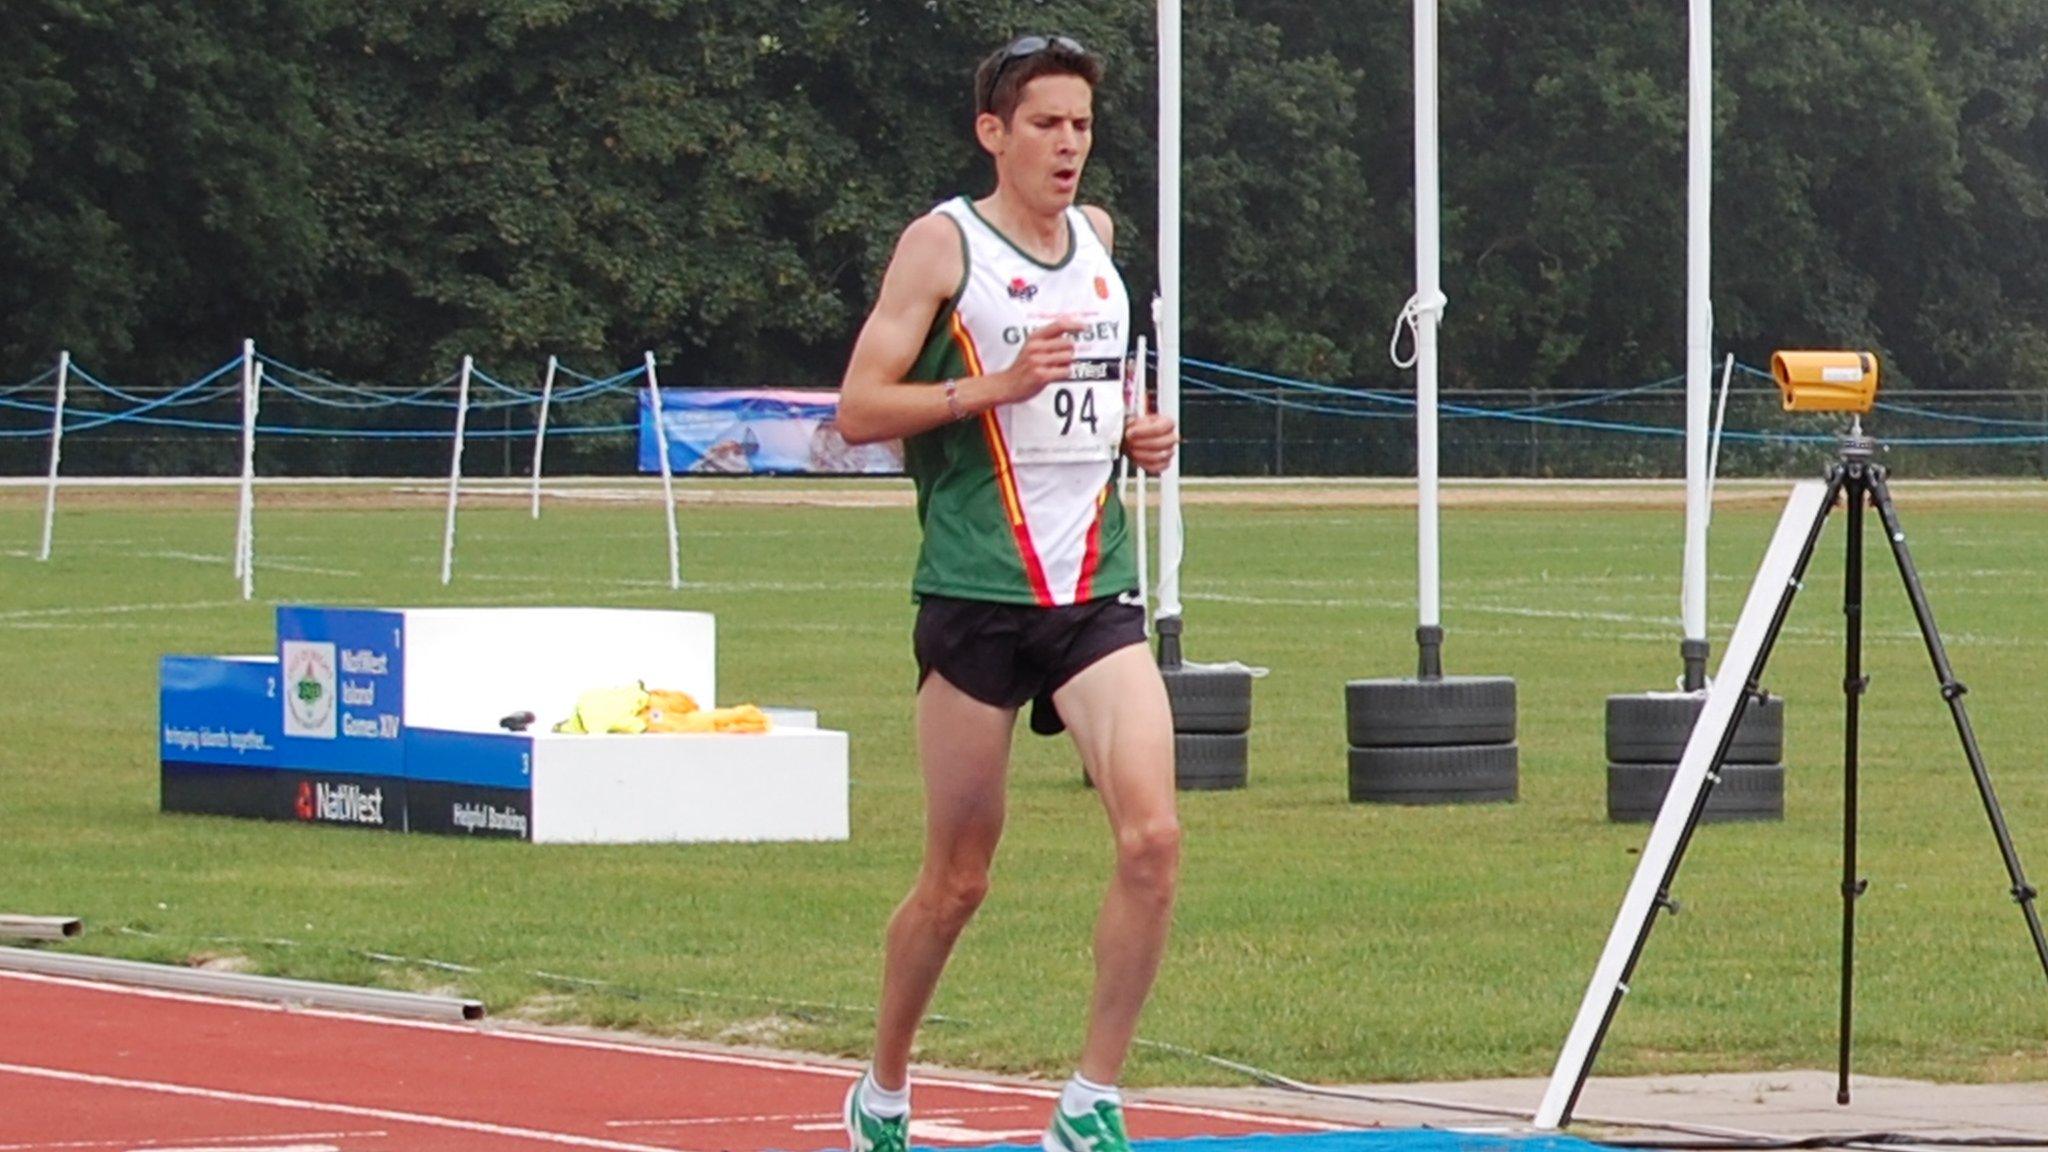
[5,479,2048,1087]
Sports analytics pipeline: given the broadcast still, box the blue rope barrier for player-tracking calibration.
[1183,374,1406,420]
[549,373,641,402]
[1871,399,2047,430]
[258,356,461,408]
[1178,356,1411,405]
[556,363,646,387]
[259,354,472,405]
[1182,373,2048,446]
[0,410,641,439]
[70,356,244,407]
[469,367,544,403]
[0,366,57,397]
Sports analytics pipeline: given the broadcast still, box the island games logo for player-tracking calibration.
[294,779,387,826]
[1007,277,1038,301]
[281,640,337,739]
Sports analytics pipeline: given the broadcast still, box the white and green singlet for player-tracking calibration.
[900,196,1135,607]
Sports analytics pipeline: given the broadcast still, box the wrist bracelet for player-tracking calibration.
[943,378,966,421]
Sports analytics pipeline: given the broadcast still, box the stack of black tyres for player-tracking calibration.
[1161,660,1252,790]
[1346,676,1517,804]
[1605,693,1785,822]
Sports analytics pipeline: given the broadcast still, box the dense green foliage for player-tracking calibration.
[5,1,2046,396]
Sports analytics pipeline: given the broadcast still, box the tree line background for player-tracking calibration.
[5,0,2046,405]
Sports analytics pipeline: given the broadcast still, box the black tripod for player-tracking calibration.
[1552,426,2048,1125]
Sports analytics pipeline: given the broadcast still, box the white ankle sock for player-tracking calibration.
[862,1069,910,1118]
[1060,1072,1119,1115]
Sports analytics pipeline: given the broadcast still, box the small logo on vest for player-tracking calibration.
[1094,276,1110,300]
[1007,277,1038,301]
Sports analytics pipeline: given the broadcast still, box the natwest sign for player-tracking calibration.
[294,780,388,826]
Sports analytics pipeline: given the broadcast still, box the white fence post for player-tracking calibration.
[238,359,263,601]
[643,351,681,590]
[530,355,557,520]
[36,350,70,562]
[440,355,474,585]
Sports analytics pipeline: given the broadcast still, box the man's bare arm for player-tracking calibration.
[836,216,1080,445]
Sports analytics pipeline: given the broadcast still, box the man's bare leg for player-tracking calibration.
[869,671,1017,1090]
[1050,643,1180,1085]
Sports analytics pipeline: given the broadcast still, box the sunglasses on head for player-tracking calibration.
[980,34,1090,113]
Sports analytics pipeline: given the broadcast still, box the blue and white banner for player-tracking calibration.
[637,389,903,475]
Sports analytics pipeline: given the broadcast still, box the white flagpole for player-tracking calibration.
[530,355,557,520]
[643,351,681,590]
[439,355,473,585]
[233,340,254,579]
[1414,0,1444,638]
[36,350,69,562]
[239,362,263,601]
[1134,336,1151,633]
[1155,0,1185,625]
[1680,0,1714,687]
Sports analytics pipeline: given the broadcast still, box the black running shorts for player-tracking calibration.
[913,593,1147,736]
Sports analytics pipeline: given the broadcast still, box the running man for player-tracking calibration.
[831,33,1181,1152]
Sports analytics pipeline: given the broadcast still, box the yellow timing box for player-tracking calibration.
[1772,350,1880,413]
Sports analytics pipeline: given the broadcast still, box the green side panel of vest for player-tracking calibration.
[902,309,1040,604]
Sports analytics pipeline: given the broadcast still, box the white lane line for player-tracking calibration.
[788,1118,1043,1142]
[125,1145,337,1152]
[0,971,1337,1132]
[607,1104,1021,1129]
[0,1132,382,1152]
[0,1063,687,1152]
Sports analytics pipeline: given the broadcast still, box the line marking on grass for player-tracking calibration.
[1186,591,2033,648]
[0,972,1337,1132]
[0,1063,687,1152]
[125,551,362,578]
[0,600,244,622]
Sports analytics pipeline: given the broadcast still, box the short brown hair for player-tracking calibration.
[974,36,1101,124]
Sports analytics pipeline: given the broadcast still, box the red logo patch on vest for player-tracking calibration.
[1094,276,1110,300]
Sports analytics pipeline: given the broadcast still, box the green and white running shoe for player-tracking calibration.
[844,1073,909,1152]
[1043,1097,1132,1152]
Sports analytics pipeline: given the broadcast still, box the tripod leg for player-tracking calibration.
[1838,466,1871,1105]
[1868,469,2048,983]
[1537,475,1846,1129]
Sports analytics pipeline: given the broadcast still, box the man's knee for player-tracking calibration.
[1115,819,1181,891]
[921,869,993,935]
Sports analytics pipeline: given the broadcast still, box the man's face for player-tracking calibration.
[982,73,1094,212]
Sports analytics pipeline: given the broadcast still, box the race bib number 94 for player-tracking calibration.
[1008,358,1127,464]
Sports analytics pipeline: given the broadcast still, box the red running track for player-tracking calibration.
[0,971,1336,1151]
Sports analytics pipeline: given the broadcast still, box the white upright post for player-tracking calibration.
[643,351,681,590]
[1413,0,1445,643]
[1134,336,1151,632]
[439,355,474,586]
[36,351,70,562]
[1155,0,1185,627]
[238,362,263,601]
[530,355,557,520]
[232,341,254,578]
[1707,353,1734,510]
[1679,0,1714,688]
